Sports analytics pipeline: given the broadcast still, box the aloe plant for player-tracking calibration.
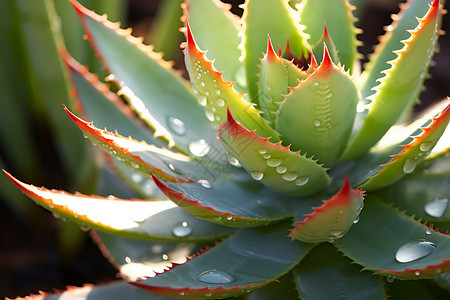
[5,0,450,299]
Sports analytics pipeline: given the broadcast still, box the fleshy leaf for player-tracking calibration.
[359,0,437,99]
[276,47,359,166]
[242,0,310,99]
[182,0,242,88]
[184,24,279,140]
[341,0,441,161]
[64,107,202,182]
[258,36,289,124]
[311,24,340,66]
[4,171,233,242]
[152,173,294,227]
[289,176,365,243]
[69,0,219,153]
[132,222,314,299]
[292,243,385,299]
[335,199,450,280]
[62,49,162,147]
[93,231,200,281]
[361,102,450,191]
[297,0,360,72]
[219,109,330,196]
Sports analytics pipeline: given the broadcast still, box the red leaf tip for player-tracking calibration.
[265,35,280,62]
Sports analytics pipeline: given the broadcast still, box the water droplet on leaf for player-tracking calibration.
[419,142,432,152]
[251,171,264,180]
[395,240,436,263]
[295,176,309,186]
[228,154,241,167]
[167,116,186,136]
[216,98,225,107]
[172,221,193,237]
[314,120,321,127]
[198,179,212,189]
[267,158,282,167]
[189,139,210,157]
[386,274,395,283]
[424,198,448,218]
[282,172,297,181]
[276,165,287,174]
[197,269,235,284]
[403,158,416,174]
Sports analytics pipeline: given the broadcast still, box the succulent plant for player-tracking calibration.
[5,0,450,299]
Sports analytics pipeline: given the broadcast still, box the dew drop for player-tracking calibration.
[424,198,448,218]
[197,270,235,284]
[80,225,90,232]
[251,171,264,180]
[426,228,432,235]
[295,176,309,186]
[259,149,267,154]
[130,162,140,169]
[131,173,143,183]
[263,153,271,159]
[226,215,233,221]
[267,158,282,167]
[172,221,193,237]
[395,240,436,263]
[282,172,297,182]
[314,120,321,127]
[205,110,215,122]
[168,163,177,172]
[200,81,206,87]
[403,158,416,174]
[198,179,212,189]
[228,154,241,167]
[198,95,207,106]
[313,81,319,86]
[419,142,432,152]
[125,256,132,264]
[216,97,225,107]
[189,139,210,157]
[167,116,186,136]
[415,271,421,276]
[214,88,221,95]
[162,254,169,261]
[353,216,360,224]
[276,165,287,174]
[386,274,395,283]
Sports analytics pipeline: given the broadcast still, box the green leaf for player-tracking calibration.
[359,0,436,99]
[297,0,360,72]
[246,273,300,300]
[70,0,219,154]
[219,109,330,196]
[94,231,201,281]
[386,279,450,300]
[341,0,440,161]
[375,154,450,223]
[184,25,280,140]
[152,173,295,227]
[276,48,359,166]
[4,171,233,242]
[258,36,289,124]
[66,108,225,183]
[293,243,385,300]
[290,177,364,243]
[132,222,314,299]
[361,103,450,191]
[63,50,161,146]
[242,0,310,99]
[184,0,242,87]
[334,199,450,280]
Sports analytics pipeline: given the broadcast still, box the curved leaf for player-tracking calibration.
[293,243,385,300]
[219,109,330,196]
[290,176,364,243]
[69,0,219,153]
[276,47,359,166]
[297,0,360,72]
[132,222,314,299]
[3,171,233,242]
[184,24,279,140]
[242,0,310,99]
[362,102,450,191]
[342,0,441,161]
[183,0,242,87]
[335,199,450,280]
[152,173,294,228]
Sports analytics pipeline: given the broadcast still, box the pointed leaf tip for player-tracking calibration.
[320,43,333,72]
[289,176,365,243]
[265,35,281,63]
